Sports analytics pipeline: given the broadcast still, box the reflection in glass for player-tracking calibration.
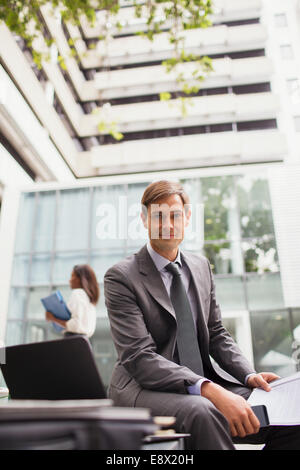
[46,324,65,339]
[246,273,284,310]
[181,178,204,252]
[5,321,23,346]
[53,285,72,305]
[242,236,279,273]
[14,193,36,253]
[11,254,30,285]
[52,252,87,284]
[96,286,107,317]
[56,188,90,251]
[291,308,300,343]
[204,240,243,275]
[214,277,246,311]
[30,254,51,285]
[202,176,235,241]
[27,286,51,319]
[7,176,286,389]
[25,321,47,343]
[250,309,296,376]
[222,317,237,342]
[90,252,125,283]
[0,372,6,388]
[7,287,27,320]
[92,184,126,250]
[33,191,56,252]
[127,183,149,249]
[90,317,118,388]
[237,176,274,238]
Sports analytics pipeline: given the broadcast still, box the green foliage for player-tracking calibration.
[198,176,278,275]
[159,92,172,101]
[97,120,124,141]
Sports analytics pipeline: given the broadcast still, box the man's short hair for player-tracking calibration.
[141,180,190,215]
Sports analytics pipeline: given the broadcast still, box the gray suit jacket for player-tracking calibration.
[104,244,255,407]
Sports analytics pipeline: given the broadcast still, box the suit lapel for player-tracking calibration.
[135,245,176,320]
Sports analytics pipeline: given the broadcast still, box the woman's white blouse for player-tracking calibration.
[65,288,96,338]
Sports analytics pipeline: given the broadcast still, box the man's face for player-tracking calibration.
[141,194,191,251]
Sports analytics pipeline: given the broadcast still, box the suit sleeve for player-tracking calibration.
[206,260,256,383]
[104,265,202,394]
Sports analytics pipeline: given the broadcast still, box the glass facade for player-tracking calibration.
[4,175,300,388]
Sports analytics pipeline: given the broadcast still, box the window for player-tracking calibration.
[250,308,294,376]
[56,188,90,251]
[237,119,277,132]
[233,83,271,95]
[280,44,294,60]
[286,79,300,104]
[222,18,259,27]
[294,116,300,132]
[274,13,287,28]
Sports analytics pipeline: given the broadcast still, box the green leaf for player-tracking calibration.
[58,54,67,70]
[159,92,171,101]
[97,121,107,133]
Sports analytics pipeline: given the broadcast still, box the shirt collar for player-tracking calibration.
[146,241,182,273]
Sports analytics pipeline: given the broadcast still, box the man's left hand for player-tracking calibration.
[247,372,280,391]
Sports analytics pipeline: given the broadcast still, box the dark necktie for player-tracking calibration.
[165,262,204,376]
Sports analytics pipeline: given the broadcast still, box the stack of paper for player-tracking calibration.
[0,399,155,424]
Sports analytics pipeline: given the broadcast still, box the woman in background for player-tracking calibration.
[46,264,99,338]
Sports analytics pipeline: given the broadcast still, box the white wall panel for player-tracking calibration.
[90,130,286,172]
[77,24,268,68]
[0,64,74,182]
[93,57,273,100]
[80,92,279,135]
[80,0,262,38]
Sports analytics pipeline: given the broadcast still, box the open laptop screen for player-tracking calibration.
[0,336,106,400]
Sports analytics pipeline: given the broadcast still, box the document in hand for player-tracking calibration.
[41,291,71,332]
[248,371,300,425]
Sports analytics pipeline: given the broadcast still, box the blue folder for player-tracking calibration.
[41,290,71,333]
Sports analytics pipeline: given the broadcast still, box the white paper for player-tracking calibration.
[248,371,300,425]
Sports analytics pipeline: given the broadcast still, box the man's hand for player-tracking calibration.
[247,372,280,392]
[201,382,260,438]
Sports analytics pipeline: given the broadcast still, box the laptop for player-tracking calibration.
[0,336,107,400]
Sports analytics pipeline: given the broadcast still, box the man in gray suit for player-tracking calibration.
[104,180,300,450]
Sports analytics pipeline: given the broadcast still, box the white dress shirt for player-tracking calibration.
[65,288,97,338]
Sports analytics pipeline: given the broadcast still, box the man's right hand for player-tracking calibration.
[201,381,260,438]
